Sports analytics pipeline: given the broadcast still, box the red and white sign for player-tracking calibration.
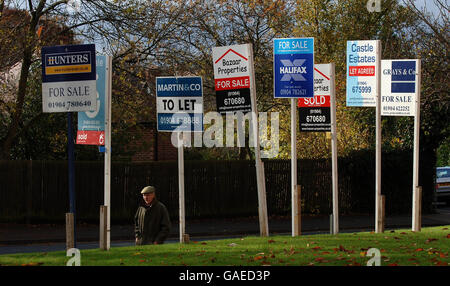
[212,44,253,113]
[349,66,375,76]
[298,64,331,108]
[298,64,332,132]
[76,130,105,145]
[213,45,250,80]
[298,95,330,108]
[215,76,250,91]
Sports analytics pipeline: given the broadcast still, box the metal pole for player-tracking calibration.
[329,63,339,234]
[375,40,382,233]
[412,59,421,232]
[104,56,112,249]
[291,98,299,236]
[67,112,76,248]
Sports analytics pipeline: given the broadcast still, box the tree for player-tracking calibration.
[166,0,295,160]
[288,0,420,159]
[0,0,199,160]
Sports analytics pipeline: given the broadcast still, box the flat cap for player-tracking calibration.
[141,186,156,194]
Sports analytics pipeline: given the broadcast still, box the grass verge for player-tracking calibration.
[0,225,449,266]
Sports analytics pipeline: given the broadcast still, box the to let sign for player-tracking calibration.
[381,59,418,116]
[212,44,252,114]
[274,38,314,98]
[298,64,331,132]
[156,76,203,132]
[42,44,97,112]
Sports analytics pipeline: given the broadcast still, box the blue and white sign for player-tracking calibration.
[76,55,110,145]
[156,76,203,132]
[41,44,97,112]
[381,59,418,116]
[274,38,314,98]
[346,40,379,107]
[78,55,107,131]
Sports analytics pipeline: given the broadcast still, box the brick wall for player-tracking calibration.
[125,122,177,162]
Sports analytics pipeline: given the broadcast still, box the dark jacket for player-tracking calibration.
[134,199,171,245]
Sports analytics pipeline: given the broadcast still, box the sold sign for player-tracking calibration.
[298,64,331,132]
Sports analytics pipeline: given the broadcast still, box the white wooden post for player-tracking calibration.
[375,41,383,233]
[248,44,269,237]
[412,60,421,232]
[329,63,339,235]
[103,55,112,250]
[178,132,186,243]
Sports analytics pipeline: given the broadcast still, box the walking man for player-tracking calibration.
[134,186,171,245]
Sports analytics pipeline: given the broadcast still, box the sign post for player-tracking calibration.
[213,44,268,237]
[413,60,421,232]
[178,131,186,243]
[329,63,339,234]
[297,63,339,234]
[381,59,421,231]
[156,76,203,243]
[104,56,112,248]
[346,40,382,233]
[76,55,112,249]
[274,38,314,237]
[41,44,97,249]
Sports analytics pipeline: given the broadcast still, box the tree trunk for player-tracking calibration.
[0,10,38,159]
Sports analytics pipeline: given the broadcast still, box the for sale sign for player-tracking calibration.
[381,59,418,116]
[41,44,97,112]
[298,64,331,132]
[212,44,252,114]
[274,38,314,98]
[346,40,379,107]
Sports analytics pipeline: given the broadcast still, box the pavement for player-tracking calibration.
[1,206,449,247]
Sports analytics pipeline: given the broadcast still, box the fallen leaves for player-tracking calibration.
[21,262,44,266]
[388,263,399,266]
[425,238,438,244]
[314,257,330,263]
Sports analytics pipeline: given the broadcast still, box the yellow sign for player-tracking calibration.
[45,64,91,75]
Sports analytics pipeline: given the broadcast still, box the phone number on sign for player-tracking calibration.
[160,116,200,124]
[306,115,326,123]
[224,97,246,106]
[48,101,92,109]
[351,85,372,94]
